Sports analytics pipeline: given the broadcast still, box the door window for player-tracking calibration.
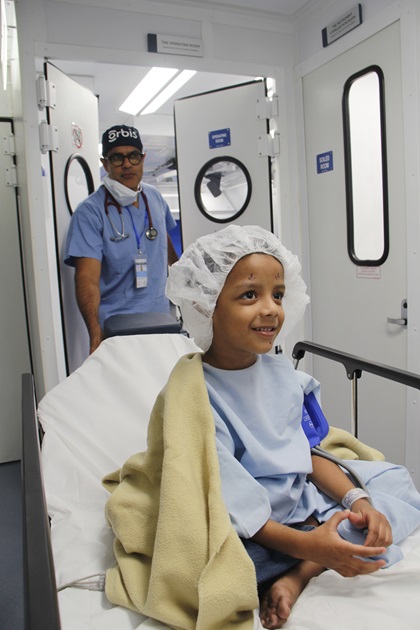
[342,65,389,266]
[194,156,252,223]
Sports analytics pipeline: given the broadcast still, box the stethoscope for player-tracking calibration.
[104,188,158,243]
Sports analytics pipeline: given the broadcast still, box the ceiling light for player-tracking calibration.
[140,69,197,115]
[119,67,178,115]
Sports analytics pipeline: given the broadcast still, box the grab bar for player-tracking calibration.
[292,341,420,437]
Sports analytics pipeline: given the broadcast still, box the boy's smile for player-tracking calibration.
[203,253,285,370]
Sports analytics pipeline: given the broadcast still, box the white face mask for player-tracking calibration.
[103,174,139,207]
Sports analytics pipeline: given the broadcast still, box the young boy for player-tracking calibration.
[166,224,420,629]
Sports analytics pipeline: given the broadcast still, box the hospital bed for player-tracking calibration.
[22,334,420,630]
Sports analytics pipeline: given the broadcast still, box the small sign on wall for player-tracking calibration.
[316,150,333,173]
[209,128,231,149]
[356,266,381,280]
[322,4,362,47]
[147,33,203,57]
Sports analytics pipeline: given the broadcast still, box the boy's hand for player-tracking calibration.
[347,499,393,548]
[301,511,387,577]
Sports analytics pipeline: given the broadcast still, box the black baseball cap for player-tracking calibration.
[101,125,143,156]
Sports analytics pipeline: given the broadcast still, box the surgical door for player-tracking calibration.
[174,80,274,248]
[303,22,412,469]
[43,62,100,374]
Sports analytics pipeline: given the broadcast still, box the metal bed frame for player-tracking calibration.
[21,342,420,630]
[21,373,61,629]
[292,341,420,438]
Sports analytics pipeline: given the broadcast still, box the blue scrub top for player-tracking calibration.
[64,182,177,326]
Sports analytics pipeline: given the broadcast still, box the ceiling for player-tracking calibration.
[53,59,253,184]
[147,0,313,19]
[48,0,313,185]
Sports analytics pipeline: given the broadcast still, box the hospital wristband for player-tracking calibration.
[341,488,372,510]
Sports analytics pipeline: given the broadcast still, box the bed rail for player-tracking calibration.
[292,341,420,437]
[21,373,61,630]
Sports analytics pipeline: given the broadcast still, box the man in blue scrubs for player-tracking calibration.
[64,125,178,353]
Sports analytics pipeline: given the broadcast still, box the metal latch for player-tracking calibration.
[5,165,17,187]
[3,133,15,156]
[256,94,279,119]
[37,76,57,110]
[39,120,59,154]
[258,131,280,157]
[387,298,407,327]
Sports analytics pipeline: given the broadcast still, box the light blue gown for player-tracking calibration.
[203,353,420,568]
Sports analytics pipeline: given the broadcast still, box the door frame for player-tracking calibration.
[295,7,420,487]
[29,52,291,389]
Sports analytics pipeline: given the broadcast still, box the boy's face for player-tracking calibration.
[205,253,285,370]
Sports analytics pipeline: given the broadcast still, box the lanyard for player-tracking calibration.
[126,204,148,254]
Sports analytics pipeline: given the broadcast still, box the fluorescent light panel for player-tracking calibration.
[119,67,178,115]
[141,69,197,115]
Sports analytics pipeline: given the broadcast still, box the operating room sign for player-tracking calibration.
[209,128,231,149]
[316,150,333,173]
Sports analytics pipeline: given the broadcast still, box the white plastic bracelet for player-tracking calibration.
[341,487,371,510]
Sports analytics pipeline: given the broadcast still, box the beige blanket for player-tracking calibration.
[321,426,385,461]
[103,352,258,630]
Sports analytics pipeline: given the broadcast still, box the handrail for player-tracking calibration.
[292,341,420,390]
[21,373,61,630]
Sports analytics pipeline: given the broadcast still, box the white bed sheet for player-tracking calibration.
[38,334,420,630]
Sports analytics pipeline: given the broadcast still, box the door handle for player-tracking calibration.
[387,299,407,327]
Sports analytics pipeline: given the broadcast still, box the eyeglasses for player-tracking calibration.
[104,151,144,167]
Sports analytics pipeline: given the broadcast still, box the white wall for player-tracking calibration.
[295,0,397,66]
[12,0,66,400]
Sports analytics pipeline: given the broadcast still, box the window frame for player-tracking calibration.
[342,64,390,266]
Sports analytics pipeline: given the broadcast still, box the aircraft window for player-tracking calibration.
[343,65,389,266]
[194,156,252,223]
[64,153,95,215]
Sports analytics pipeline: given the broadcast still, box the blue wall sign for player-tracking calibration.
[316,150,333,174]
[209,128,231,149]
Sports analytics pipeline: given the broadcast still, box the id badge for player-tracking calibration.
[135,255,148,288]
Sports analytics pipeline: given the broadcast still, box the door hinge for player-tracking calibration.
[5,164,17,187]
[256,94,279,120]
[39,120,59,154]
[37,76,57,110]
[3,133,15,156]
[258,131,280,157]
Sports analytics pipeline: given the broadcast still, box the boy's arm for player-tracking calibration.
[309,454,393,548]
[308,453,357,502]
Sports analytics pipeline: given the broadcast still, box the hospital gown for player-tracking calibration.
[203,353,420,569]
